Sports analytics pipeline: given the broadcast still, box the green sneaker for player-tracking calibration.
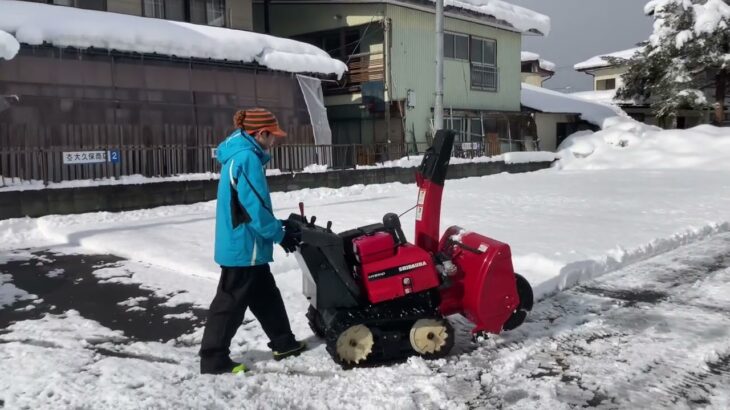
[200,358,248,375]
[272,341,307,361]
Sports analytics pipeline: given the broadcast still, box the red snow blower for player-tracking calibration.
[287,129,533,366]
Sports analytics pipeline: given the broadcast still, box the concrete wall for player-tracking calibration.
[0,161,552,219]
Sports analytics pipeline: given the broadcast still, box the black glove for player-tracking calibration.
[279,229,301,253]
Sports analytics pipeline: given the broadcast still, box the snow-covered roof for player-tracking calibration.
[437,0,551,35]
[0,29,19,60]
[521,83,625,127]
[0,0,347,78]
[521,51,556,72]
[570,89,642,108]
[571,90,620,105]
[574,47,644,71]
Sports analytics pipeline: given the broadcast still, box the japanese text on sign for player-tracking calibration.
[62,151,115,165]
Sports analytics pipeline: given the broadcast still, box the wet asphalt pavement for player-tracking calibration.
[0,251,206,342]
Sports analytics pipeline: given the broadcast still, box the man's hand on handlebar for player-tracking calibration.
[280,219,302,253]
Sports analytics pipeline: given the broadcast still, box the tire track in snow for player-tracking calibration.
[441,232,730,409]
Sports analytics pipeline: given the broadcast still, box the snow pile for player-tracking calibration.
[437,0,551,35]
[0,29,19,60]
[522,83,626,127]
[0,0,346,77]
[521,51,556,71]
[300,163,330,173]
[556,118,730,171]
[574,46,644,71]
[502,151,557,164]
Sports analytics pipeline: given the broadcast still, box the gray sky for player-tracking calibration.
[510,0,653,92]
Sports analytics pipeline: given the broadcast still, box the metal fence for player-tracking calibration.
[451,137,539,159]
[0,123,408,185]
[0,123,539,186]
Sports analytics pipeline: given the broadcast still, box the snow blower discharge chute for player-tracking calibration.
[288,129,533,366]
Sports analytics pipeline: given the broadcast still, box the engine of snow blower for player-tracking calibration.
[287,129,533,366]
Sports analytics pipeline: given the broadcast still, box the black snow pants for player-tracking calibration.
[199,264,295,370]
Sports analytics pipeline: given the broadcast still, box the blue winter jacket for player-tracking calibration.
[214,130,285,267]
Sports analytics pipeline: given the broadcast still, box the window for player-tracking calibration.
[597,78,616,90]
[206,0,226,27]
[143,0,165,18]
[344,29,361,57]
[165,0,185,21]
[521,62,535,73]
[469,118,482,141]
[444,33,468,60]
[448,116,467,141]
[470,37,497,91]
[142,0,184,20]
[190,0,226,27]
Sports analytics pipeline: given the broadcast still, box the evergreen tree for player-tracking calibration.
[615,0,730,126]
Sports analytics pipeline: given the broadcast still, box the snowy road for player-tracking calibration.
[443,232,730,409]
[2,233,729,408]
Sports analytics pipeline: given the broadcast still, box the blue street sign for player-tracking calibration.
[109,149,121,164]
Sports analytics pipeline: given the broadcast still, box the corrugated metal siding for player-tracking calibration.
[386,3,522,148]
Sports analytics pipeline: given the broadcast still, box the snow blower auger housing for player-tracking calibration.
[287,129,533,367]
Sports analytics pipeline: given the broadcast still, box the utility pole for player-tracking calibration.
[434,0,444,132]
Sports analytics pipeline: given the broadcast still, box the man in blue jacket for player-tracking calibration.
[200,108,305,375]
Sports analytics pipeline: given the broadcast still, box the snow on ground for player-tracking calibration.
[573,46,644,71]
[521,51,556,71]
[3,166,729,303]
[442,232,730,408]
[0,272,32,308]
[0,0,346,77]
[0,29,19,60]
[3,210,730,408]
[521,83,627,127]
